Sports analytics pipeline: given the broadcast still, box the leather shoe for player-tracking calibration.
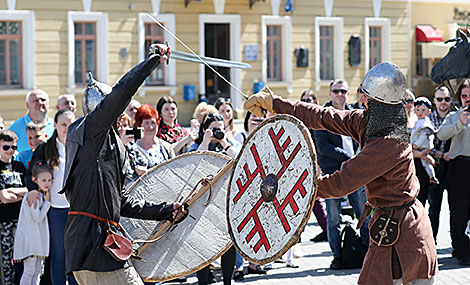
[286,262,299,268]
[310,232,328,242]
[247,265,267,275]
[233,270,244,281]
[330,258,344,270]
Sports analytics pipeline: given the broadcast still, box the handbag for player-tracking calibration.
[339,224,368,268]
[69,211,135,262]
[103,223,133,262]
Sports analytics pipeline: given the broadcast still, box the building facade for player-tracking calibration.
[411,0,470,98]
[0,0,410,125]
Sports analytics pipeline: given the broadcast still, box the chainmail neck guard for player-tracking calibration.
[365,100,410,144]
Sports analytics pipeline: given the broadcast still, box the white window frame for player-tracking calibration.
[67,11,108,90]
[261,15,292,86]
[0,10,34,91]
[364,18,390,73]
[199,14,242,111]
[315,17,343,85]
[138,13,176,95]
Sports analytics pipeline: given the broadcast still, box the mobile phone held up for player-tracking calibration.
[126,127,144,140]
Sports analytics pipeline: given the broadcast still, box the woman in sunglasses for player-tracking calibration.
[404,89,418,129]
[25,109,78,285]
[0,129,27,285]
[215,97,236,140]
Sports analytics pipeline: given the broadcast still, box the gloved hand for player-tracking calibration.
[243,86,278,117]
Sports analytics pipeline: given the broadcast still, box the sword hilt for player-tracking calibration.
[165,41,170,65]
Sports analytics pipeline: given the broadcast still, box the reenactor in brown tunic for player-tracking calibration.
[244,62,437,284]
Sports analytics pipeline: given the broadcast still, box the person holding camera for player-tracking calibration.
[436,79,470,267]
[126,104,175,185]
[188,113,240,284]
[188,113,240,158]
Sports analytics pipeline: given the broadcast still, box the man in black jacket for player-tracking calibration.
[61,44,186,284]
[313,79,369,270]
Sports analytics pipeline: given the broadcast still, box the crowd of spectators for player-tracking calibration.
[0,76,469,284]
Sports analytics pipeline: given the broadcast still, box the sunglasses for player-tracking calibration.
[2,145,17,151]
[215,97,231,104]
[202,113,223,126]
[403,99,414,104]
[436,97,451,102]
[301,98,313,103]
[461,94,470,99]
[331,89,348,94]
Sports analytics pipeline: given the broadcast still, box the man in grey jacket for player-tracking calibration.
[437,79,470,267]
[61,44,187,284]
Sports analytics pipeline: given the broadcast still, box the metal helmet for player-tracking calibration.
[359,62,406,105]
[82,72,113,114]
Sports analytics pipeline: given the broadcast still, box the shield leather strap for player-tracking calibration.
[227,114,317,265]
[120,151,233,282]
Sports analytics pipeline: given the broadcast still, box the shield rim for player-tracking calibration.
[123,151,234,282]
[226,114,318,265]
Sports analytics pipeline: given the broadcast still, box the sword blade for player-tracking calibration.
[171,49,252,69]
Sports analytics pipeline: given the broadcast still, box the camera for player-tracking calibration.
[125,127,144,140]
[212,128,225,140]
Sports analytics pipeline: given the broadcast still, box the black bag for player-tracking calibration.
[339,224,368,269]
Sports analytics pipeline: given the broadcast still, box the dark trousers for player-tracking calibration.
[197,246,236,285]
[447,158,470,260]
[415,158,430,207]
[427,160,449,240]
[312,200,327,232]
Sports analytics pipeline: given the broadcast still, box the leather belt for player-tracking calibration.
[356,199,415,230]
[68,211,120,229]
[455,155,470,161]
[376,199,415,211]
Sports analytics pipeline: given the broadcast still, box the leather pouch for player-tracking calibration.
[370,214,400,247]
[103,226,133,262]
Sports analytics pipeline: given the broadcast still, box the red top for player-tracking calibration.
[157,122,189,144]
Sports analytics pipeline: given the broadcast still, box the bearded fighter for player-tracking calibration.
[244,62,437,285]
[60,44,187,285]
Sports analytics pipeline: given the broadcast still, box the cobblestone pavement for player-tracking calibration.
[167,194,470,285]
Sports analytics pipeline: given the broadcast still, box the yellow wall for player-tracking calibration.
[0,0,409,126]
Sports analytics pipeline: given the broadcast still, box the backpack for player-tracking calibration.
[339,223,368,269]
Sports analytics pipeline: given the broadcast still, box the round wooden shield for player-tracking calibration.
[227,114,317,264]
[120,151,233,282]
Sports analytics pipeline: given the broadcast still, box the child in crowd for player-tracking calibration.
[0,129,27,284]
[14,164,51,285]
[411,96,438,184]
[15,121,47,169]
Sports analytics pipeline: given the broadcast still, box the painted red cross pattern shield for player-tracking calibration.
[227,114,317,264]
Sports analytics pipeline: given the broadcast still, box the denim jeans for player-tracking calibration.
[48,207,78,285]
[235,251,243,269]
[325,187,370,258]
